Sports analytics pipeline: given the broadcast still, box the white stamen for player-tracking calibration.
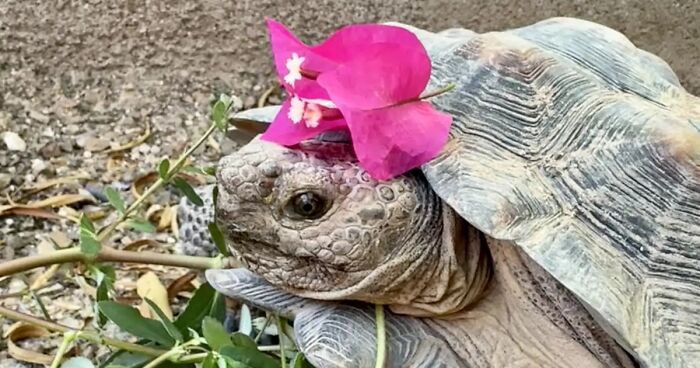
[288,96,305,124]
[303,103,323,128]
[284,53,305,87]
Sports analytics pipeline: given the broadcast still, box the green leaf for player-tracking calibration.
[212,94,233,132]
[104,187,126,214]
[173,177,204,206]
[209,291,227,323]
[219,345,280,368]
[208,222,230,257]
[201,353,217,368]
[220,357,254,368]
[99,344,153,368]
[127,217,156,233]
[80,213,95,233]
[212,100,228,131]
[144,298,184,343]
[204,166,217,177]
[61,357,95,368]
[158,159,171,180]
[98,301,176,347]
[80,229,101,257]
[174,283,216,331]
[202,316,232,351]
[230,332,257,350]
[90,265,115,327]
[291,353,313,368]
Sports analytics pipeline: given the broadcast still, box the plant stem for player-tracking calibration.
[97,122,218,242]
[175,352,210,364]
[50,331,78,368]
[254,313,271,343]
[0,305,166,357]
[374,304,386,368]
[418,83,456,101]
[0,246,228,278]
[277,316,287,368]
[143,348,182,368]
[144,338,205,368]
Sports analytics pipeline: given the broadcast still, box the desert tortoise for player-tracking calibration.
[178,17,700,367]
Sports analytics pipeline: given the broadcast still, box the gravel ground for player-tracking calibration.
[1,0,698,366]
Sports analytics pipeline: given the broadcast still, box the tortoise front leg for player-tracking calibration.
[206,268,462,368]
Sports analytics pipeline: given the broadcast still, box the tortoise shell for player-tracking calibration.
[413,17,699,367]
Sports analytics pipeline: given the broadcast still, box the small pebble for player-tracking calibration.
[28,109,50,124]
[0,174,11,190]
[30,158,48,175]
[84,137,110,152]
[39,142,62,158]
[2,132,26,151]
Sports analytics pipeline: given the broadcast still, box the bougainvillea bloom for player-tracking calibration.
[260,19,453,180]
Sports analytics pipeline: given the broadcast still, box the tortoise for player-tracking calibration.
[177,17,700,367]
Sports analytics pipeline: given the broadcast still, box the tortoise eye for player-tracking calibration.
[288,192,328,219]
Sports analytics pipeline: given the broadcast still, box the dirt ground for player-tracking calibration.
[0,0,698,366]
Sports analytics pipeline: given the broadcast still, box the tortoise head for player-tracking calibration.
[215,136,490,316]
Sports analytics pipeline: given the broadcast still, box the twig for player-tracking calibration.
[417,83,456,101]
[143,337,205,368]
[375,304,386,368]
[97,122,218,242]
[0,305,165,357]
[254,313,271,343]
[50,331,78,368]
[0,281,59,300]
[0,246,229,277]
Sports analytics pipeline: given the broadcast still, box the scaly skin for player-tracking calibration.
[180,137,636,367]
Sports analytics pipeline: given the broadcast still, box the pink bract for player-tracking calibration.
[260,18,453,180]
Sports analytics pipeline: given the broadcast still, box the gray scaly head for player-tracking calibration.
[211,136,490,316]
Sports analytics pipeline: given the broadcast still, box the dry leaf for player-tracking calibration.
[171,204,180,238]
[30,264,60,290]
[20,173,91,196]
[136,271,173,320]
[0,194,95,219]
[166,271,197,300]
[0,207,61,220]
[157,206,175,232]
[74,276,97,299]
[105,121,152,154]
[258,85,277,108]
[5,322,53,365]
[122,239,162,252]
[26,194,95,208]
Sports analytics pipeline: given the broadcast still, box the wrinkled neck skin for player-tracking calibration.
[424,233,636,368]
[386,201,636,367]
[381,199,492,317]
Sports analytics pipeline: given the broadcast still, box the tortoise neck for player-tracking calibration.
[387,200,493,316]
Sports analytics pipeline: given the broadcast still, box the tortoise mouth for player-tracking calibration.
[223,231,385,300]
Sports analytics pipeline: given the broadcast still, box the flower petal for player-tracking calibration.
[343,101,452,180]
[261,98,348,146]
[266,19,336,78]
[317,42,431,110]
[314,24,424,63]
[265,18,335,99]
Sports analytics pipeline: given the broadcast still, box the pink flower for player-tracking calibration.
[260,19,453,180]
